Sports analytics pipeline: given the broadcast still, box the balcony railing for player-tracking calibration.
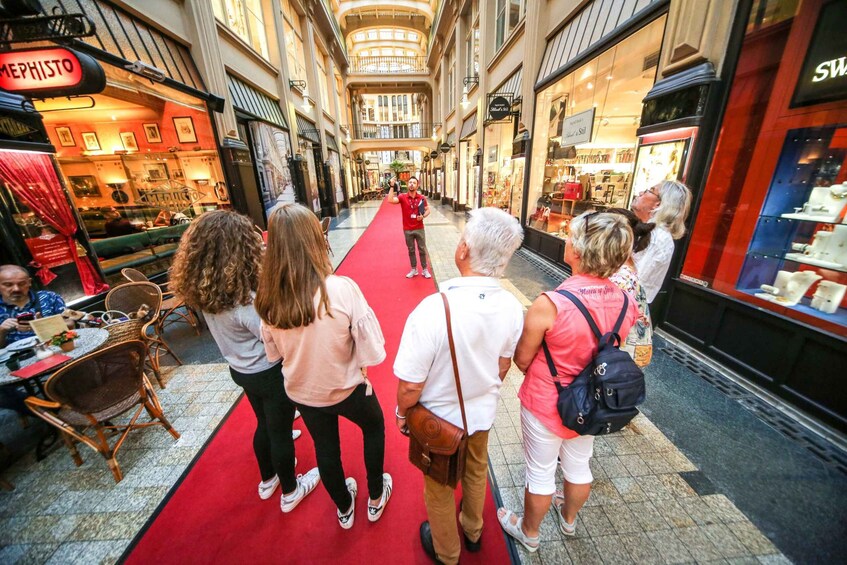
[353,123,434,140]
[350,56,427,74]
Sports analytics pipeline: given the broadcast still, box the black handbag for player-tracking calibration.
[542,289,646,436]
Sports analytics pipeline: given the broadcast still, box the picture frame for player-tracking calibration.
[144,163,169,181]
[173,116,197,144]
[81,132,100,151]
[67,175,102,198]
[488,145,498,164]
[172,169,185,181]
[120,131,139,151]
[55,126,75,147]
[143,123,162,143]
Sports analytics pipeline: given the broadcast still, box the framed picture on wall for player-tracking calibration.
[143,123,162,143]
[67,176,101,198]
[120,131,139,151]
[81,132,100,151]
[488,145,498,164]
[173,116,197,143]
[55,127,75,147]
[144,163,169,181]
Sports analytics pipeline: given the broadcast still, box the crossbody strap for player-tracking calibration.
[441,293,468,434]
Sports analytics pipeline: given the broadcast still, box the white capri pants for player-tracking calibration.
[521,406,595,495]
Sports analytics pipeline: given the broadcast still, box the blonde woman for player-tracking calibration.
[255,203,391,529]
[170,211,320,512]
[630,180,692,303]
[498,212,638,551]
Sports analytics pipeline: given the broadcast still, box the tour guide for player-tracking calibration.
[388,177,432,279]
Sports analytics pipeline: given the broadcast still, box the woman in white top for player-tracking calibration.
[255,203,391,530]
[630,180,692,303]
[170,211,320,513]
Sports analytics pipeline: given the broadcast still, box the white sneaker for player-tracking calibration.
[280,467,321,513]
[367,473,393,522]
[337,477,358,529]
[258,475,279,500]
[292,429,302,440]
[422,269,432,279]
[406,269,418,279]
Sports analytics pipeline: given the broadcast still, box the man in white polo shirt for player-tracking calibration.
[393,208,525,565]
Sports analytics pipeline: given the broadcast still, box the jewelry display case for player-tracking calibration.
[737,124,847,328]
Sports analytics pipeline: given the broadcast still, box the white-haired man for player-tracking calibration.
[393,208,525,564]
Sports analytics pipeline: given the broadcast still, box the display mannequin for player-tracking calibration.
[810,281,847,314]
[782,184,847,223]
[755,270,822,306]
[786,225,847,269]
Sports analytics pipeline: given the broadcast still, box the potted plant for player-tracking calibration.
[51,330,79,352]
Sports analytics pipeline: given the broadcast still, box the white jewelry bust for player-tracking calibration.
[811,280,846,314]
[782,184,847,223]
[756,270,823,306]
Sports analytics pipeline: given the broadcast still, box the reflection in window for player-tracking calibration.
[212,0,269,58]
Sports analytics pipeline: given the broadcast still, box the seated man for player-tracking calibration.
[0,265,66,348]
[102,207,143,237]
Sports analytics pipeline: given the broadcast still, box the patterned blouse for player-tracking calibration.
[609,264,653,367]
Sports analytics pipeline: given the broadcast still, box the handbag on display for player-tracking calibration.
[543,289,646,436]
[406,293,468,488]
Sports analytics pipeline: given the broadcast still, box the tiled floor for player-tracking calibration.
[0,199,831,564]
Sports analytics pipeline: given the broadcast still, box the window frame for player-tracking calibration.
[212,0,270,59]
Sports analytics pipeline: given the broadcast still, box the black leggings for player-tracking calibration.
[230,363,297,494]
[298,383,386,510]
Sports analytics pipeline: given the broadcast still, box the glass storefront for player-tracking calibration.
[328,149,343,206]
[482,119,524,217]
[681,0,846,336]
[249,121,295,215]
[526,16,666,239]
[459,137,478,209]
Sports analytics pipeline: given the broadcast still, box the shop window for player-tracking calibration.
[526,16,666,239]
[682,0,846,334]
[212,0,269,59]
[482,119,524,219]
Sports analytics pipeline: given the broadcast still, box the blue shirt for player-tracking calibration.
[0,290,66,345]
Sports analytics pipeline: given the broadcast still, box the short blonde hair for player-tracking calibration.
[651,180,691,239]
[569,212,633,278]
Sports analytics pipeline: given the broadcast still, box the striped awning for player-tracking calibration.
[494,67,523,100]
[227,74,288,129]
[446,130,456,146]
[536,0,664,88]
[326,133,339,152]
[460,111,477,140]
[296,114,321,144]
[45,0,205,93]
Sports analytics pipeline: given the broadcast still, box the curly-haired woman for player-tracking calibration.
[170,210,320,512]
[255,203,391,530]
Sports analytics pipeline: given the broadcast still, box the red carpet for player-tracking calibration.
[123,201,513,564]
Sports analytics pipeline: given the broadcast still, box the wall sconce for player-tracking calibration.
[289,79,307,90]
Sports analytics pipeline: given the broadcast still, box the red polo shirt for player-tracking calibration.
[398,192,427,231]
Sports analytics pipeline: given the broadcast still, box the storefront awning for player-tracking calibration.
[536,0,665,89]
[446,131,456,146]
[495,67,523,101]
[326,134,339,152]
[52,0,206,95]
[227,74,288,130]
[460,112,477,140]
[296,114,321,144]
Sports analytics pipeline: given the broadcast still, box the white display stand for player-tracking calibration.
[755,270,823,306]
[781,184,847,223]
[785,225,847,271]
[811,281,847,315]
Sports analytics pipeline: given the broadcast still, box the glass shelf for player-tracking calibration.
[746,251,847,274]
[757,213,846,225]
[740,287,847,326]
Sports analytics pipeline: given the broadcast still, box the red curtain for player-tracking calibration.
[0,150,108,296]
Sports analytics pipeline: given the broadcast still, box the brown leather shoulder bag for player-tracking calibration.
[406,293,468,488]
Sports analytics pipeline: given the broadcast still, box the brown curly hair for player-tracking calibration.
[169,210,263,314]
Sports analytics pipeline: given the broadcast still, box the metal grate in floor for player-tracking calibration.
[660,339,847,477]
[515,248,572,280]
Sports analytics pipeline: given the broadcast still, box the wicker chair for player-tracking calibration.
[320,216,334,256]
[121,268,201,336]
[105,281,180,388]
[24,341,180,483]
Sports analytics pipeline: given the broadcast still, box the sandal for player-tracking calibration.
[553,492,576,536]
[497,508,539,553]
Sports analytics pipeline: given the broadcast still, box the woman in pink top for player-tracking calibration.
[498,212,639,552]
[255,203,391,530]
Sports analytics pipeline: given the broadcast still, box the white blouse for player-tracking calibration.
[633,226,675,303]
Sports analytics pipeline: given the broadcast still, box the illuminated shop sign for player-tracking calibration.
[0,47,105,98]
[792,0,847,108]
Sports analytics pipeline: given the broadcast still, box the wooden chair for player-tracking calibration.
[24,341,180,483]
[121,268,201,336]
[105,281,179,388]
[320,216,334,256]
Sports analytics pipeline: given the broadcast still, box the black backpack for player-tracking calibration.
[542,289,646,436]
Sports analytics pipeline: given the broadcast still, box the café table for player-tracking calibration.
[0,328,109,460]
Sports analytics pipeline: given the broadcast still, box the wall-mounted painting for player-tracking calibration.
[173,116,197,144]
[81,132,100,151]
[145,163,169,181]
[55,127,75,147]
[68,175,101,198]
[120,131,139,151]
[143,123,162,143]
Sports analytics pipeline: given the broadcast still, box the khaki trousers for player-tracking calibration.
[423,430,490,565]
